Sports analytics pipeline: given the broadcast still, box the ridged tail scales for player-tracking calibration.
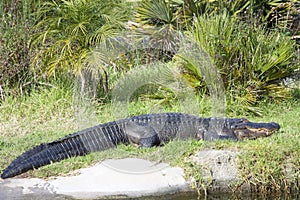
[1,121,128,179]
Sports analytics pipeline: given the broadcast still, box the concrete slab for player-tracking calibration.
[0,158,192,199]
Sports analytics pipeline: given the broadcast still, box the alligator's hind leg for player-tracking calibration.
[125,121,160,148]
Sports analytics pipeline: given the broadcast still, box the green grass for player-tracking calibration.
[0,86,299,195]
[236,101,300,194]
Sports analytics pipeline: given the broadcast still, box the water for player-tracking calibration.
[3,191,298,200]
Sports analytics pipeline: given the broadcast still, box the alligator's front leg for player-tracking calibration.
[124,121,160,148]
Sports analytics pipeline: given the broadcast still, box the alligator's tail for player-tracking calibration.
[1,122,127,179]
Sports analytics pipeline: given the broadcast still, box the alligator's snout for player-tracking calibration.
[232,121,280,140]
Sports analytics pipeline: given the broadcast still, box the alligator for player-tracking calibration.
[1,112,280,179]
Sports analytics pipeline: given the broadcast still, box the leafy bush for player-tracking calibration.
[179,13,299,113]
[30,0,132,76]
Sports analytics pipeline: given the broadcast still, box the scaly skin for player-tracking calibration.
[1,112,280,179]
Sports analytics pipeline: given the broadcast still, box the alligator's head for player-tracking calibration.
[231,119,280,140]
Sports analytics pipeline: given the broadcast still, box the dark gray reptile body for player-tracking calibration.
[1,112,280,179]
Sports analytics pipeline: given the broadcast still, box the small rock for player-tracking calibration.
[191,149,243,193]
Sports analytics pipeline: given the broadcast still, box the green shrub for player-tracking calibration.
[179,12,299,114]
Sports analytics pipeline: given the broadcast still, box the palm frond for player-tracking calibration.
[30,0,131,76]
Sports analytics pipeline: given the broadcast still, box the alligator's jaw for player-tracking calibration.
[232,121,280,140]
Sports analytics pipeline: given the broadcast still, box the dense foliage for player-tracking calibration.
[180,13,298,113]
[0,0,299,109]
[30,0,132,76]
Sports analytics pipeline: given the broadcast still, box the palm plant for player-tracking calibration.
[132,0,181,62]
[131,1,299,114]
[131,0,257,62]
[179,13,299,114]
[30,0,132,77]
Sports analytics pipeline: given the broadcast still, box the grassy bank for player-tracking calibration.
[0,85,299,194]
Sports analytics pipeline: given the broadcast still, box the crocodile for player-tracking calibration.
[1,112,280,179]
